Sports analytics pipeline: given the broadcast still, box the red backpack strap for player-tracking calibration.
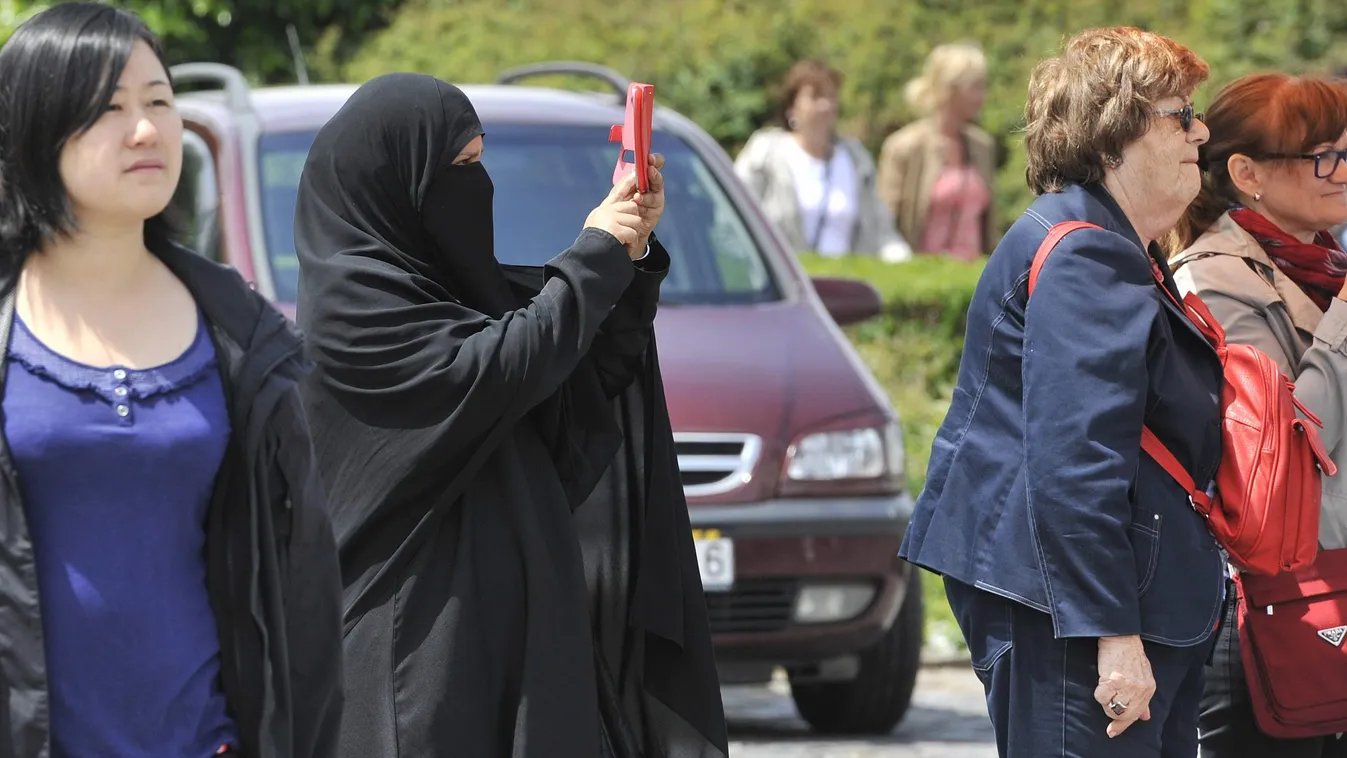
[1144,255,1226,346]
[1027,221,1103,296]
[1027,221,1212,510]
[1140,427,1213,512]
[1178,290,1227,346]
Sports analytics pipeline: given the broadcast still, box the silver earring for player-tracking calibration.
[787,115,799,130]
[1254,192,1262,202]
[1104,154,1123,169]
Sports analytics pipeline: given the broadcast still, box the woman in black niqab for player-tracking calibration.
[293,73,728,757]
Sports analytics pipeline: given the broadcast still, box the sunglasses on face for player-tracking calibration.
[1253,149,1347,180]
[1153,103,1204,132]
[1153,102,1206,132]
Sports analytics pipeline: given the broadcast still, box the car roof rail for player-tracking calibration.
[495,61,630,98]
[170,62,252,113]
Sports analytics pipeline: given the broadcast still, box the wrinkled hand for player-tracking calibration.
[584,173,643,251]
[1095,635,1155,738]
[630,153,666,259]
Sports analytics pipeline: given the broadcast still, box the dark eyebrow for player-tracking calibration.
[114,80,171,90]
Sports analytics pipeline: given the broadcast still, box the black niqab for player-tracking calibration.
[294,74,516,420]
[294,73,727,757]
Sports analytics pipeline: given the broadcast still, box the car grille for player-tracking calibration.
[674,432,762,497]
[705,578,798,635]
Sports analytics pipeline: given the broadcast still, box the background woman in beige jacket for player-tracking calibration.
[877,42,997,259]
[1169,72,1347,758]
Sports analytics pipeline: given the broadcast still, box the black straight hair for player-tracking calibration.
[0,2,178,278]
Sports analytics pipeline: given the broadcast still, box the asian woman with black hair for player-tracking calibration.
[0,4,344,756]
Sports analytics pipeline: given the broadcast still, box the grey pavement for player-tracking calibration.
[724,665,997,757]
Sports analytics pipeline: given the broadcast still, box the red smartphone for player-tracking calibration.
[609,82,654,192]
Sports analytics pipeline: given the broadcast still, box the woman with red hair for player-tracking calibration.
[1169,72,1347,757]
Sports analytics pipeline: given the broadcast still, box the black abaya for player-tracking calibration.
[292,73,727,758]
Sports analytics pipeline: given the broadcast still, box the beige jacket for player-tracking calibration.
[733,127,912,261]
[876,117,997,255]
[1172,212,1347,549]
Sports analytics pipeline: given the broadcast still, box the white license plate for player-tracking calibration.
[693,529,735,592]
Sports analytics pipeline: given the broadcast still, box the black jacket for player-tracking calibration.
[0,244,344,757]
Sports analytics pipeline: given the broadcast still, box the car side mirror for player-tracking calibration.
[811,276,884,326]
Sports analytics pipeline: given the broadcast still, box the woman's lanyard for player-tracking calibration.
[808,150,836,252]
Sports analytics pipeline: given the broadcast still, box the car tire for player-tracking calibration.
[790,574,924,735]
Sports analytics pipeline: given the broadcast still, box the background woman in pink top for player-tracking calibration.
[879,43,999,259]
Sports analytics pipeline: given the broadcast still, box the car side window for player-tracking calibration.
[169,128,223,262]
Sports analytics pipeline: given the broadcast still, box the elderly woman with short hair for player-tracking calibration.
[900,27,1223,757]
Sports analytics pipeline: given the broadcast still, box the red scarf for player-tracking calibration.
[1229,206,1347,312]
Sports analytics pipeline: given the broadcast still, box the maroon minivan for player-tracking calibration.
[168,61,923,735]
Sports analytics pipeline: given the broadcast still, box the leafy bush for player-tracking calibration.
[1,1,405,82]
[7,0,1346,239]
[346,0,1347,248]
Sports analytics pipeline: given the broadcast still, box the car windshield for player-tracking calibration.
[257,123,778,305]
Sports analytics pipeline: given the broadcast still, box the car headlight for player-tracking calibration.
[786,421,904,481]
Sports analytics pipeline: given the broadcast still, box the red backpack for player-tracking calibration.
[1028,221,1336,576]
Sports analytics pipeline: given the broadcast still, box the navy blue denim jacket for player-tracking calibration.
[900,183,1226,647]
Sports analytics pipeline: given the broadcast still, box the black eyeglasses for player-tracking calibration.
[1253,149,1347,179]
[1153,103,1203,132]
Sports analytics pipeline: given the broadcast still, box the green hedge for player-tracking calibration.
[799,253,986,655]
[802,254,984,355]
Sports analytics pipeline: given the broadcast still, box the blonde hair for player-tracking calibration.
[905,43,988,114]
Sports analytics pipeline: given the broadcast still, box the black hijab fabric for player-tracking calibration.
[293,73,726,757]
[293,73,516,423]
